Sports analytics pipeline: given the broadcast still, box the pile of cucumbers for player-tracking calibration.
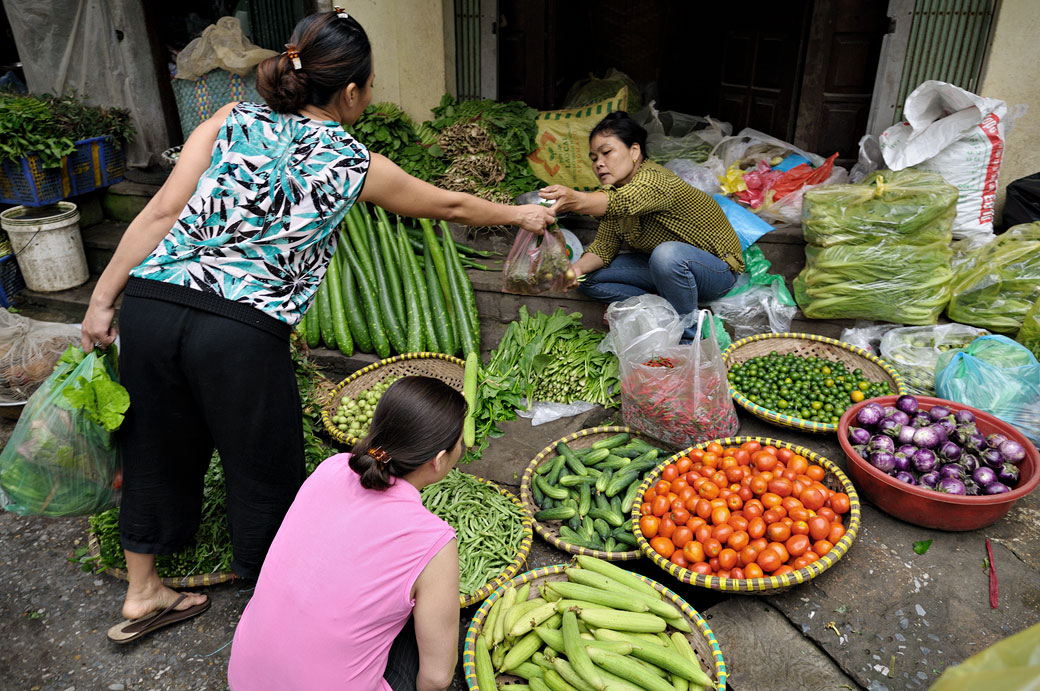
[473,555,716,691]
[531,433,667,553]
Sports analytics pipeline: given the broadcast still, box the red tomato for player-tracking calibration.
[683,540,705,563]
[639,502,653,516]
[786,534,810,557]
[712,523,734,545]
[706,441,724,456]
[800,487,826,512]
[672,526,694,549]
[740,440,762,454]
[830,492,852,514]
[743,500,764,520]
[702,538,723,558]
[639,515,660,539]
[761,492,783,509]
[676,457,693,474]
[828,522,846,544]
[791,520,810,536]
[694,523,713,544]
[654,480,672,496]
[658,516,676,539]
[768,478,793,497]
[670,551,689,568]
[650,536,675,558]
[728,530,750,552]
[670,508,691,526]
[651,495,670,517]
[711,507,731,526]
[757,549,781,573]
[738,545,760,567]
[808,516,831,541]
[813,539,834,556]
[768,541,790,564]
[744,563,764,579]
[691,561,713,575]
[753,450,778,471]
[776,447,794,463]
[747,517,766,539]
[661,464,679,482]
[766,522,791,542]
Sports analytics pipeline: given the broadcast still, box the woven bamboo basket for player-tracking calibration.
[86,531,235,588]
[456,476,534,608]
[723,332,907,434]
[462,562,728,690]
[321,353,466,447]
[632,436,861,594]
[520,426,672,562]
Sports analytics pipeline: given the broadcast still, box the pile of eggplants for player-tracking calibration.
[849,395,1028,496]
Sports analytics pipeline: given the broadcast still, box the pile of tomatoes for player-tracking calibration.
[637,440,851,579]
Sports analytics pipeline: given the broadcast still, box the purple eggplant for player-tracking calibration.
[928,404,953,422]
[937,441,962,463]
[886,409,911,427]
[931,424,949,444]
[934,418,956,437]
[998,440,1027,465]
[918,471,940,489]
[868,450,897,474]
[986,433,1009,450]
[912,412,933,428]
[965,431,988,454]
[950,425,974,446]
[892,453,912,473]
[983,482,1011,495]
[938,463,964,480]
[848,426,871,446]
[972,466,998,487]
[856,405,884,430]
[868,434,896,454]
[953,409,975,425]
[912,426,941,450]
[896,425,917,446]
[895,395,919,415]
[936,477,967,495]
[894,471,916,485]
[897,443,918,457]
[959,454,980,474]
[997,463,1020,486]
[878,418,902,438]
[853,444,868,458]
[963,479,981,496]
[980,448,1005,470]
[912,449,938,474]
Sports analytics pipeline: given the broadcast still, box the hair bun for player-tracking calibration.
[256,53,310,112]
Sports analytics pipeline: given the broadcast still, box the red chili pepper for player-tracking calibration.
[986,538,998,609]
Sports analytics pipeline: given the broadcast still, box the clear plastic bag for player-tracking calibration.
[946,222,1040,334]
[175,16,277,79]
[931,621,1040,691]
[0,310,83,404]
[838,321,900,356]
[641,101,731,165]
[619,311,739,447]
[665,159,720,195]
[0,346,127,516]
[793,169,957,325]
[709,278,797,340]
[502,227,574,295]
[599,294,692,362]
[935,335,1040,445]
[879,323,989,395]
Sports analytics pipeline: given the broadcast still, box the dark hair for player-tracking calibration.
[349,376,466,490]
[256,11,372,113]
[589,111,649,160]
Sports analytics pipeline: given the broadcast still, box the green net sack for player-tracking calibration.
[0,346,128,516]
[794,169,957,324]
[946,221,1040,334]
[1016,296,1040,360]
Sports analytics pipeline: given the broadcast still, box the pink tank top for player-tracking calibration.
[227,453,456,690]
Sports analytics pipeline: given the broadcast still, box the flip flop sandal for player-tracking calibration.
[107,593,211,644]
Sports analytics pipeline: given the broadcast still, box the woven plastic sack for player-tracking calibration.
[502,227,573,295]
[946,222,1040,334]
[0,346,127,516]
[931,622,1040,691]
[935,335,1040,446]
[1016,296,1040,360]
[793,169,957,325]
[619,310,739,447]
[564,68,643,114]
[0,310,82,403]
[880,323,989,395]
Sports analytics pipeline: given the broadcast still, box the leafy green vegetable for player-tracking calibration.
[1016,295,1040,359]
[913,539,933,555]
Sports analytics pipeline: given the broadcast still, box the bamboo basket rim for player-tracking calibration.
[632,436,861,593]
[723,332,907,434]
[461,562,728,690]
[320,352,466,447]
[520,425,672,561]
[86,531,236,588]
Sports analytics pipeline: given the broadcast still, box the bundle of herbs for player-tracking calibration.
[346,101,447,182]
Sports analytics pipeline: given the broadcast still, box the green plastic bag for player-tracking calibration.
[947,221,1040,334]
[930,622,1040,691]
[0,345,128,516]
[1016,295,1040,359]
[709,245,797,340]
[794,169,957,324]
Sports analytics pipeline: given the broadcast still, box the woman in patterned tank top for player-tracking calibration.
[83,9,554,649]
[540,111,743,341]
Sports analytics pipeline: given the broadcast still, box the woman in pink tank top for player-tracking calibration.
[228,376,466,690]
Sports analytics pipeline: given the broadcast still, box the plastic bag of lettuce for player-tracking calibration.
[793,169,957,324]
[1017,296,1040,359]
[946,221,1040,334]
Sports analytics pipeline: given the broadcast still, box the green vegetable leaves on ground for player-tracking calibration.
[914,539,933,555]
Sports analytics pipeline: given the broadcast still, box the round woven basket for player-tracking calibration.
[520,426,671,562]
[86,531,235,588]
[632,436,861,594]
[723,332,907,434]
[456,477,534,608]
[462,563,728,690]
[321,353,466,447]
[160,145,182,171]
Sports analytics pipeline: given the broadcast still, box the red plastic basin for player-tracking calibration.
[838,395,1039,531]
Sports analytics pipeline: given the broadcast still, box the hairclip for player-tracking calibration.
[334,6,350,19]
[368,447,391,465]
[285,44,302,70]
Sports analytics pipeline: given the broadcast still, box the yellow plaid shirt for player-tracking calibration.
[585,160,744,272]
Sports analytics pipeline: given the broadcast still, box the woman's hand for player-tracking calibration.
[538,184,580,214]
[81,300,118,353]
[514,203,556,235]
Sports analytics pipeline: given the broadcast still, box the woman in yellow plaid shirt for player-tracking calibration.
[540,111,743,340]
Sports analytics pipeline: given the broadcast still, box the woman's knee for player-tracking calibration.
[648,242,690,272]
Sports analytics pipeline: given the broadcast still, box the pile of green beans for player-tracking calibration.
[420,469,527,596]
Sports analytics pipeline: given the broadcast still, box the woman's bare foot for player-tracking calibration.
[122,582,208,621]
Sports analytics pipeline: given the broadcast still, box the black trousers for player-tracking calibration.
[116,295,305,579]
[383,617,422,691]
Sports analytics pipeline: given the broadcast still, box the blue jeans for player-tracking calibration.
[579,242,738,340]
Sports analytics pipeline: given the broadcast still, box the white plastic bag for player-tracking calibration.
[881,323,990,395]
[708,278,797,339]
[706,128,825,177]
[879,80,1006,246]
[0,311,83,404]
[665,159,720,195]
[599,294,693,361]
[517,400,596,426]
[838,321,901,355]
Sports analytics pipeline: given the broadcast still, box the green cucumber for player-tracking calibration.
[324,247,353,355]
[336,235,372,352]
[315,278,336,350]
[423,242,456,354]
[463,351,479,447]
[394,224,422,352]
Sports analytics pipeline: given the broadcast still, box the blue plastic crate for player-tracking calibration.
[0,136,126,207]
[0,253,26,308]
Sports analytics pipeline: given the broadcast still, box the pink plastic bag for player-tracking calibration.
[502,227,574,295]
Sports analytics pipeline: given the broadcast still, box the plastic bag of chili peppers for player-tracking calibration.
[619,311,739,447]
